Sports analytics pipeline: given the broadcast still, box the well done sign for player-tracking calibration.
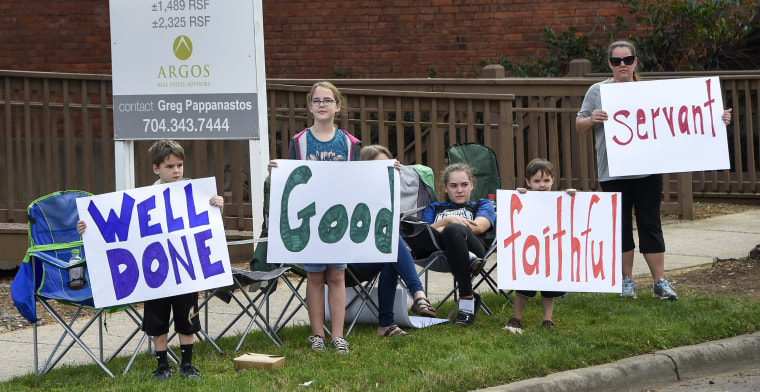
[600,76,729,176]
[496,190,622,293]
[76,177,231,308]
[268,160,400,264]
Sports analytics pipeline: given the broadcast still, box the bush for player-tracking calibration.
[483,0,760,76]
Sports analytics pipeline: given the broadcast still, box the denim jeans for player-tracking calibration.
[350,237,424,328]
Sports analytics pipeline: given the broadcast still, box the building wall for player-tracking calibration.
[0,0,627,78]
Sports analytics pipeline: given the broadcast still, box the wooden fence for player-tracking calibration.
[3,68,760,236]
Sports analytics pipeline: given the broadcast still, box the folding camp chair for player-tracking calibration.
[446,143,512,304]
[339,265,381,337]
[210,266,290,351]
[404,224,498,318]
[406,143,512,317]
[10,190,143,377]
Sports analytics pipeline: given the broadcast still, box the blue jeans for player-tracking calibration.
[350,237,424,328]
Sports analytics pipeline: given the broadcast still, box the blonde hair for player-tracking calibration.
[360,144,394,161]
[307,81,347,122]
[148,139,184,167]
[608,40,641,81]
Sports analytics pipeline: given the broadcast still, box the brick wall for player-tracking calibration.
[0,0,628,78]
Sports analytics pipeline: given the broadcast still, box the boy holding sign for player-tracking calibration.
[78,139,224,381]
[505,158,574,333]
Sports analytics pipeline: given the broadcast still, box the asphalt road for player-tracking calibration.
[652,368,760,392]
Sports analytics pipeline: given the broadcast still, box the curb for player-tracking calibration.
[476,333,759,392]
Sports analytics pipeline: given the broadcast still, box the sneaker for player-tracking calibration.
[453,293,480,326]
[541,320,555,329]
[331,337,350,353]
[151,364,174,381]
[453,309,476,326]
[620,276,637,298]
[308,335,326,352]
[653,277,678,301]
[179,364,201,380]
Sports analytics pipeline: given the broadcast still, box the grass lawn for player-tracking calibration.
[3,291,759,392]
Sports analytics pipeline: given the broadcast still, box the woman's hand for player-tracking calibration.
[722,108,732,125]
[394,160,401,172]
[590,109,608,124]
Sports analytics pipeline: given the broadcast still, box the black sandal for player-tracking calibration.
[411,297,437,318]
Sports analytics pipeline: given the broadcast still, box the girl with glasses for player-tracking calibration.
[267,81,360,353]
[576,40,732,301]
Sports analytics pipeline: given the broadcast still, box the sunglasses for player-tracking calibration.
[609,56,636,66]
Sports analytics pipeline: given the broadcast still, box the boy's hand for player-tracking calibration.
[77,220,87,235]
[516,187,528,194]
[565,188,577,196]
[210,195,224,213]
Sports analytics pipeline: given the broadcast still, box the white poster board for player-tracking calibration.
[600,76,729,176]
[76,177,232,308]
[109,0,264,140]
[496,190,622,293]
[267,160,400,264]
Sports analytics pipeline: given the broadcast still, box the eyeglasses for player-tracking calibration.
[310,98,337,107]
[609,56,636,66]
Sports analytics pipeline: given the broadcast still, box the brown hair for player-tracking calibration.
[442,163,474,201]
[307,81,347,123]
[608,40,641,81]
[148,139,184,167]
[360,144,394,161]
[525,158,554,179]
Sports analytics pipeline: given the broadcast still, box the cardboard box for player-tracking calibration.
[234,353,285,370]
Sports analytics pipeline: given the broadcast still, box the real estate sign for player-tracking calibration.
[109,0,262,140]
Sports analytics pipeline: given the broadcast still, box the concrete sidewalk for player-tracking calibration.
[1,210,759,387]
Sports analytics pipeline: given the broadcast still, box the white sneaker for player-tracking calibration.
[331,337,350,353]
[620,276,637,298]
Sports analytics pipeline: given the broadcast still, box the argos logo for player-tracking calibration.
[158,35,211,79]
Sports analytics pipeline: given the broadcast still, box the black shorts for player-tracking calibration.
[516,290,566,299]
[141,292,200,336]
[600,174,666,254]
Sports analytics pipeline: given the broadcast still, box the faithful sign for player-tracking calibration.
[600,76,729,177]
[496,190,622,293]
[268,160,400,264]
[76,177,231,308]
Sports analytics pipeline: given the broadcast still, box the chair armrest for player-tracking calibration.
[30,251,81,270]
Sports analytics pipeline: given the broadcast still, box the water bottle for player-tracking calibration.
[67,249,86,290]
[487,193,496,210]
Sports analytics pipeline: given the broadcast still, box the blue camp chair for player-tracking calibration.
[10,190,142,377]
